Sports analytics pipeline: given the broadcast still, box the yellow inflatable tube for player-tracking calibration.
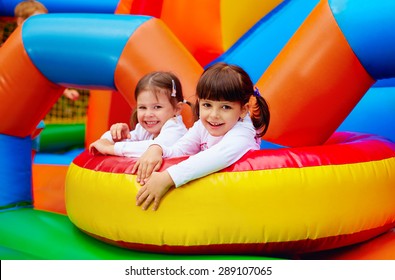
[66,132,395,255]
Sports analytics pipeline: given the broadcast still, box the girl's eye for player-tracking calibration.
[138,106,146,110]
[222,105,232,110]
[153,105,162,110]
[202,103,211,108]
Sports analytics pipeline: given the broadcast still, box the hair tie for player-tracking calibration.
[253,86,261,97]
[171,80,177,97]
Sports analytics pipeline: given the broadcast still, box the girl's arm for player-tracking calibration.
[100,123,133,143]
[89,125,128,155]
[99,131,116,143]
[131,144,164,183]
[135,120,259,210]
[147,115,187,147]
[157,120,204,157]
[132,120,202,181]
[89,139,115,155]
[167,120,258,187]
[110,117,187,158]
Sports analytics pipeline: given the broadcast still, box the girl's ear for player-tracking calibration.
[240,103,250,119]
[175,102,183,115]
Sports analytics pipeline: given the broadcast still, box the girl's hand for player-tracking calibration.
[136,171,174,210]
[110,123,131,142]
[89,139,114,155]
[131,145,163,184]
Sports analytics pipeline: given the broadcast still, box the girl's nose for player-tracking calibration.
[146,108,155,116]
[210,108,220,118]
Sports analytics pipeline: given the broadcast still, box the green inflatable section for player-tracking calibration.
[0,209,278,260]
[39,123,85,152]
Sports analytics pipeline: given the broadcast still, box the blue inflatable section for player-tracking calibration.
[374,78,395,87]
[0,0,119,16]
[329,0,395,80]
[338,87,395,142]
[209,0,319,83]
[0,135,32,210]
[23,14,151,88]
[212,0,394,143]
[34,148,84,165]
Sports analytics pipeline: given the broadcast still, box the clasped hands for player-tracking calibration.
[89,123,174,211]
[131,145,174,211]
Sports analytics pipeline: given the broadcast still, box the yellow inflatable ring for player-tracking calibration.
[65,132,395,255]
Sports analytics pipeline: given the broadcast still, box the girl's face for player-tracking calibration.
[199,99,248,137]
[136,90,180,137]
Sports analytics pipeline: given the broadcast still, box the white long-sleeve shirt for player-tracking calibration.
[100,115,187,158]
[154,115,260,187]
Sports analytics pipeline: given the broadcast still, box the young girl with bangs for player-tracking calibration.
[132,62,270,210]
[89,71,188,157]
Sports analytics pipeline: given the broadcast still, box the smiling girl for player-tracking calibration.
[89,72,188,157]
[132,62,270,210]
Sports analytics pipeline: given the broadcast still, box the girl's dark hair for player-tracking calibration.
[130,71,188,128]
[195,62,270,137]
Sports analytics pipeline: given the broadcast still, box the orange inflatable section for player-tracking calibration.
[220,0,283,51]
[32,164,68,215]
[88,0,282,147]
[85,17,202,145]
[114,0,133,14]
[114,18,202,128]
[115,0,282,66]
[0,27,64,137]
[85,90,113,147]
[160,0,222,66]
[259,0,375,147]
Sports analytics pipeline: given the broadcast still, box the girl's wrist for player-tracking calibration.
[163,171,175,188]
[107,144,115,155]
[149,144,164,156]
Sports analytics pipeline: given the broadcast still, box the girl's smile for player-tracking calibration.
[144,120,160,126]
[206,121,225,130]
[137,90,179,137]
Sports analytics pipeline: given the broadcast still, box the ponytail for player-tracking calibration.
[249,88,270,138]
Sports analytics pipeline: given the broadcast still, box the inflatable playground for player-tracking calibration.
[1,0,395,260]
